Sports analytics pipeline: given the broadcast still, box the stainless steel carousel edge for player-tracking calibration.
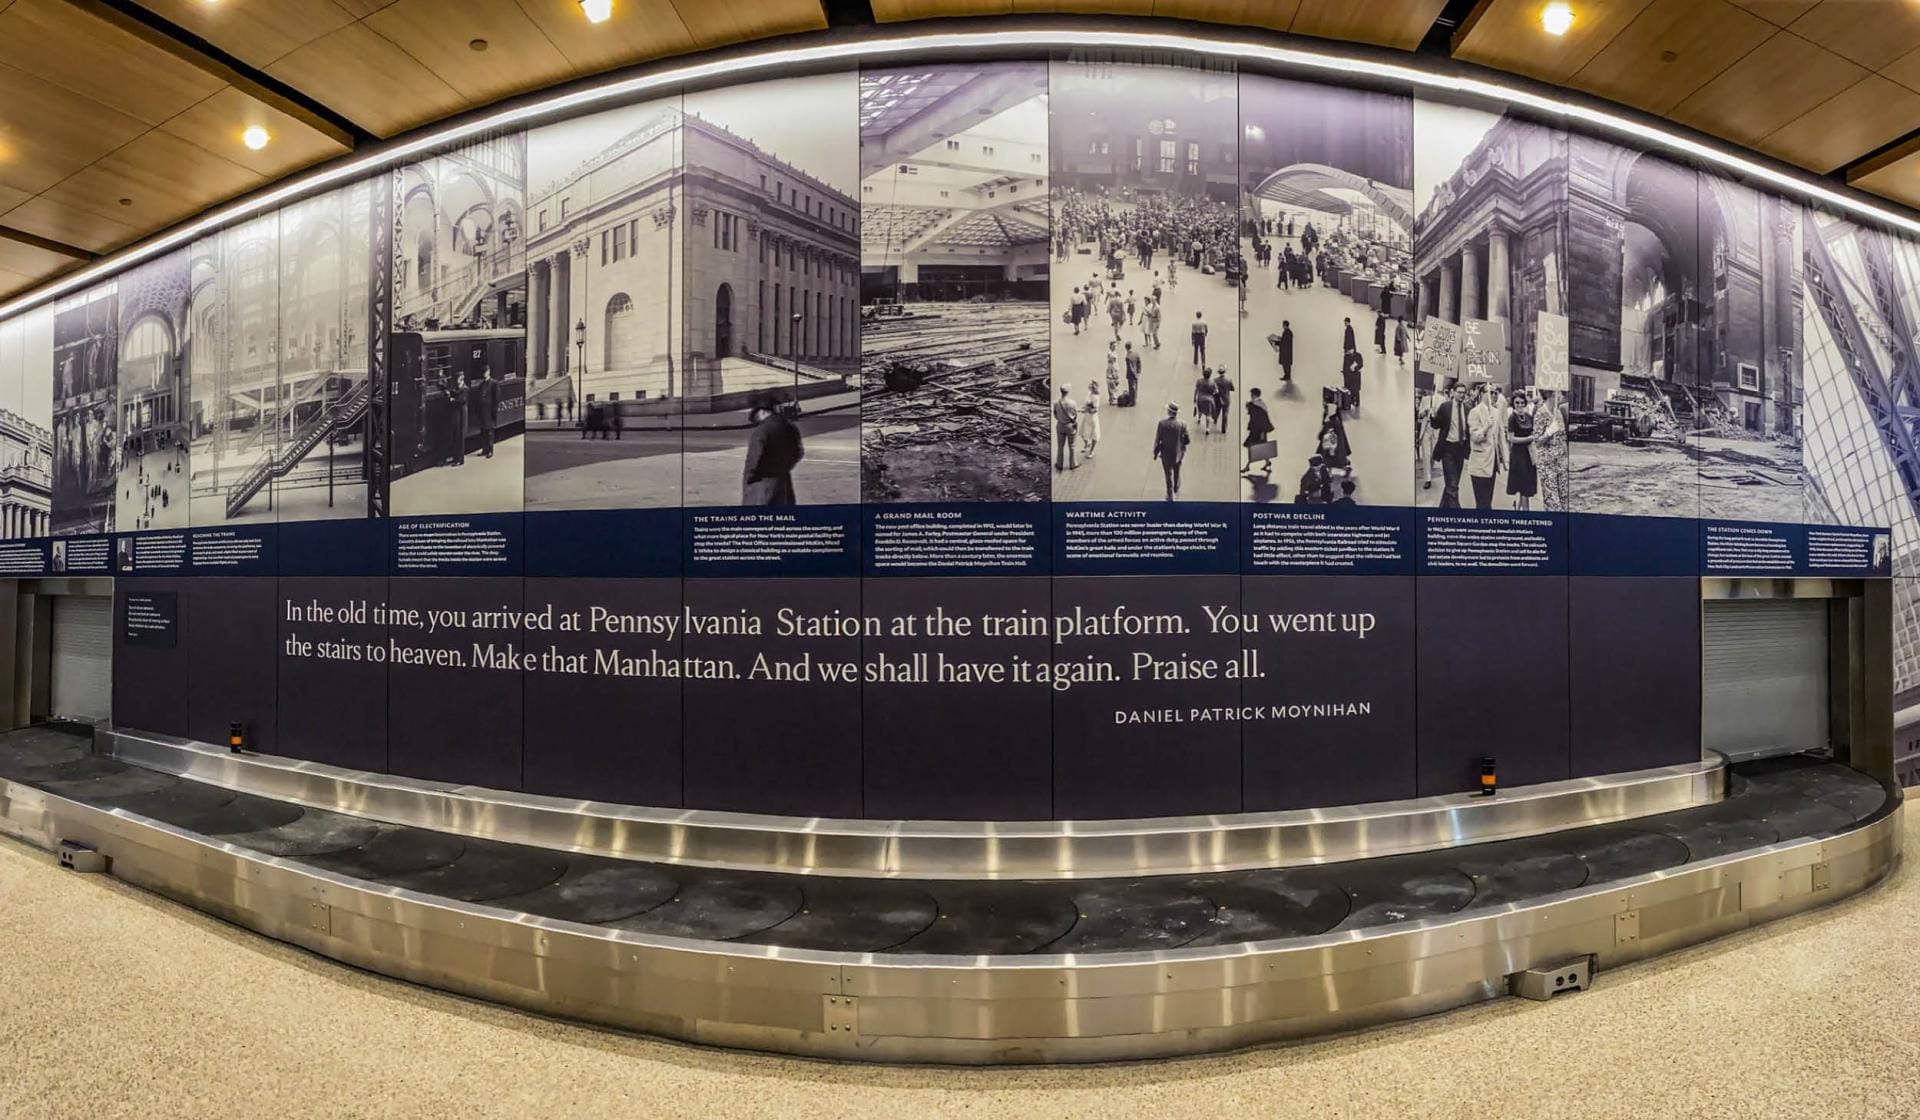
[98,727,1725,880]
[0,773,1896,1065]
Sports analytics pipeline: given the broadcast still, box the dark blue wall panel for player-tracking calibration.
[385,577,525,790]
[1241,575,1417,810]
[1415,575,1571,796]
[1051,575,1243,819]
[521,577,682,806]
[1569,577,1700,777]
[185,577,279,755]
[681,578,863,818]
[861,577,1054,820]
[112,577,190,737]
[276,576,389,773]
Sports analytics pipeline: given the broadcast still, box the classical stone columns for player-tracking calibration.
[541,252,571,377]
[567,241,590,373]
[1486,230,1511,324]
[1460,241,1483,321]
[530,259,550,379]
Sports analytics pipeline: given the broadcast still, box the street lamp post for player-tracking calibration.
[573,318,586,429]
[789,312,803,410]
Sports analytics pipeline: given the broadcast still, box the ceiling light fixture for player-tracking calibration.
[580,0,613,23]
[242,126,270,151]
[1542,2,1575,36]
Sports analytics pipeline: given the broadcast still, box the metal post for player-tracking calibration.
[574,318,586,431]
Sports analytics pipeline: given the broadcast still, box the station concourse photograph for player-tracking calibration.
[5,0,1920,1117]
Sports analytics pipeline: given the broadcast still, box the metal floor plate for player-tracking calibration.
[0,728,1893,959]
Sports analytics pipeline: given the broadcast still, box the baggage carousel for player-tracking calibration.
[0,724,1899,1063]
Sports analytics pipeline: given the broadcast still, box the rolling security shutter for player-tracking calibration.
[50,595,112,723]
[1702,599,1827,756]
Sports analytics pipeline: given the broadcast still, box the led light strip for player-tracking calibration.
[5,20,1918,322]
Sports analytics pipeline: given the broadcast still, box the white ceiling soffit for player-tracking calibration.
[6,20,1919,321]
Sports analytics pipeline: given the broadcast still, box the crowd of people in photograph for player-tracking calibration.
[1246,207,1412,505]
[1053,188,1242,280]
[118,428,184,531]
[1417,380,1568,510]
[1051,187,1247,497]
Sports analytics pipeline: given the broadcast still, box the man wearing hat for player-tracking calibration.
[1053,385,1079,471]
[1151,402,1190,502]
[742,392,803,505]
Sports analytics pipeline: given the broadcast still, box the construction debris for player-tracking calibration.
[1601,374,1800,447]
[861,301,1051,502]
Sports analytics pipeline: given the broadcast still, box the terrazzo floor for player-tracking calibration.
[0,802,1915,1120]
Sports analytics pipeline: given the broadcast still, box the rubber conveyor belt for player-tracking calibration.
[0,725,1893,956]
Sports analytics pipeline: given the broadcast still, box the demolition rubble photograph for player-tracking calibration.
[522,96,684,511]
[1411,100,1570,513]
[859,62,1051,503]
[1238,74,1414,507]
[677,72,861,507]
[1049,56,1242,503]
[1562,138,1701,519]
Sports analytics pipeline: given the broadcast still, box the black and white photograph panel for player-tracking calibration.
[1801,210,1920,571]
[0,307,53,538]
[1563,137,1700,518]
[51,285,118,535]
[681,72,861,508]
[1238,74,1413,507]
[1049,56,1242,503]
[1693,175,1803,524]
[273,180,376,521]
[1411,100,1569,513]
[858,62,1051,504]
[114,250,193,532]
[523,95,684,512]
[186,217,280,528]
[390,130,529,517]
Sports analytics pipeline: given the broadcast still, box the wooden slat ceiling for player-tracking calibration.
[139,0,829,136]
[873,0,1451,49]
[2,0,1917,304]
[1452,0,1920,206]
[0,0,358,294]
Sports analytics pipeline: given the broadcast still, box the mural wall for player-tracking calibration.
[0,50,1910,817]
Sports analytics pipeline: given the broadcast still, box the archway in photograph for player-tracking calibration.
[715,283,733,357]
[604,292,638,372]
[1619,152,1703,396]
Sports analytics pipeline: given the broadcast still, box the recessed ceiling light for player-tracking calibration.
[470,38,489,52]
[242,126,270,151]
[1541,2,1574,36]
[579,0,612,23]
[118,198,132,207]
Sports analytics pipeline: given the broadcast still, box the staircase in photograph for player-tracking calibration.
[222,381,372,519]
